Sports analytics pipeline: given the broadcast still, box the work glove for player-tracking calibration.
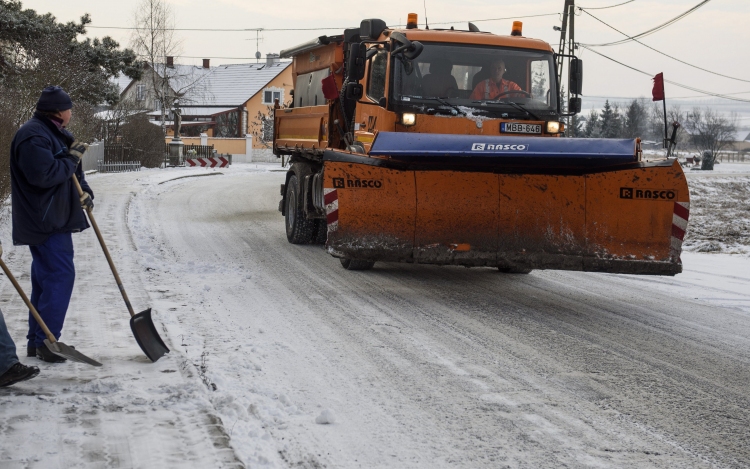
[68,141,88,162]
[80,192,94,212]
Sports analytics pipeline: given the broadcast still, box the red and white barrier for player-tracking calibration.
[185,157,229,168]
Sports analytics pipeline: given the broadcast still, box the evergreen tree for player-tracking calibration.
[583,109,600,138]
[623,99,649,139]
[599,100,622,138]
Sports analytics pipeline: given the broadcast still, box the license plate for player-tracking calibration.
[501,122,541,134]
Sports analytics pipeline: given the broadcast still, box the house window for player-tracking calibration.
[136,84,145,101]
[262,88,282,104]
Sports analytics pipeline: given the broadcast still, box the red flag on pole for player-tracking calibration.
[652,72,665,101]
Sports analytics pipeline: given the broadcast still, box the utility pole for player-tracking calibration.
[557,0,576,113]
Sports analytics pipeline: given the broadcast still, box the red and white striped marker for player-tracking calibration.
[324,188,338,233]
[185,157,229,168]
[671,201,690,260]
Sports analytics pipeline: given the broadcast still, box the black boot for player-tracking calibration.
[27,344,35,357]
[36,343,67,363]
[0,362,40,387]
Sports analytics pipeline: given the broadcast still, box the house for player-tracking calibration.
[736,130,750,152]
[116,55,293,160]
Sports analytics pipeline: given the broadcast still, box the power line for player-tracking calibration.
[579,0,636,10]
[581,0,711,47]
[428,12,559,25]
[579,45,750,103]
[87,25,350,32]
[86,12,560,33]
[585,91,750,100]
[579,8,750,83]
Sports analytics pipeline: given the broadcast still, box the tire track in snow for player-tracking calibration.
[114,166,750,468]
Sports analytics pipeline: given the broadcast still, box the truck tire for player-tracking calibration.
[285,174,316,244]
[313,219,327,245]
[497,267,532,274]
[340,258,375,270]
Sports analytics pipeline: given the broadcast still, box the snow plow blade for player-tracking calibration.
[322,133,690,275]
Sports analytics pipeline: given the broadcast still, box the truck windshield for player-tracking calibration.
[392,42,557,117]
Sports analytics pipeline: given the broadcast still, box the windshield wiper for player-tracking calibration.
[472,100,541,121]
[400,95,465,116]
[506,101,541,121]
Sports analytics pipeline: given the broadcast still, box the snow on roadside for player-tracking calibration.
[683,165,750,256]
[0,164,283,467]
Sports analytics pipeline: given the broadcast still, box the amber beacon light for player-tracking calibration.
[407,13,418,29]
[511,21,523,36]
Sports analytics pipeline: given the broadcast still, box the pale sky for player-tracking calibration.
[17,0,750,108]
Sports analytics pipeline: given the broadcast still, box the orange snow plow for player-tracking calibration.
[274,17,690,275]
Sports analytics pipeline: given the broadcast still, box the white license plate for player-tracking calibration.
[501,123,542,134]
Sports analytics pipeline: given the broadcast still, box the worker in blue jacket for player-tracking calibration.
[9,86,94,363]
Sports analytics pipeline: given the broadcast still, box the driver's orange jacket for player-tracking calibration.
[470,78,523,100]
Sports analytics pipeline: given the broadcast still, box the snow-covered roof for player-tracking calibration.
[112,73,135,94]
[120,60,291,110]
[189,62,291,106]
[153,64,213,96]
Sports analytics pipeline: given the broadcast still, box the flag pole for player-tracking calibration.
[662,94,668,148]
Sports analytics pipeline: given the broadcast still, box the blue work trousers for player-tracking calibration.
[27,232,75,348]
[0,308,20,375]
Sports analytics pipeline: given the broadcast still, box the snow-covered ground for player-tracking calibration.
[1,162,749,468]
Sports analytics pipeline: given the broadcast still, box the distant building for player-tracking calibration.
[116,55,292,149]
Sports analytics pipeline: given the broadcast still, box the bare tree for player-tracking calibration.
[130,0,181,131]
[684,108,737,170]
[98,97,148,144]
[250,105,276,149]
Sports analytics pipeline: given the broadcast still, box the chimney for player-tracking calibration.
[202,59,210,69]
[265,53,279,67]
[166,56,174,67]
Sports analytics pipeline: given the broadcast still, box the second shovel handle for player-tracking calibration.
[0,258,57,343]
[71,175,136,318]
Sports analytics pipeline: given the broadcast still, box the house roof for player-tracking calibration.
[177,61,291,106]
[114,60,291,112]
[112,73,136,95]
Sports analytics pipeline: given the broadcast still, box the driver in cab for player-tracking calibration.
[470,60,523,100]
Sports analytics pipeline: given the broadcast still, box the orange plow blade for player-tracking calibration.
[323,157,689,275]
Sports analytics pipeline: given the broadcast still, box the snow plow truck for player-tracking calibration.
[274,15,690,275]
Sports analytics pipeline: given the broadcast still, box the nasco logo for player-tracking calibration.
[620,187,677,201]
[471,143,528,151]
[333,177,382,189]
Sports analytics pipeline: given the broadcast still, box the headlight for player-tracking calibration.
[401,113,416,126]
[546,121,561,133]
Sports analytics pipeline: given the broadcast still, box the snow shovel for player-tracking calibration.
[0,250,102,367]
[72,175,169,362]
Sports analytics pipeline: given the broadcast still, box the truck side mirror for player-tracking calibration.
[569,97,582,114]
[347,43,367,82]
[569,58,583,95]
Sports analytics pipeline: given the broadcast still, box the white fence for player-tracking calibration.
[97,161,141,173]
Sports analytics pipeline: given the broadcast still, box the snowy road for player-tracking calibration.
[2,164,750,468]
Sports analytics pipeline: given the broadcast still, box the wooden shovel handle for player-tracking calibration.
[0,257,57,344]
[71,175,136,318]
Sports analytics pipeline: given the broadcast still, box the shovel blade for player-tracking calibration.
[44,339,102,367]
[130,308,169,362]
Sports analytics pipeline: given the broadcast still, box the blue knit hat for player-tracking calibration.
[36,86,73,112]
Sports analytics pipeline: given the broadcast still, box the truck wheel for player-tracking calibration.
[497,267,532,274]
[285,174,316,244]
[340,258,375,270]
